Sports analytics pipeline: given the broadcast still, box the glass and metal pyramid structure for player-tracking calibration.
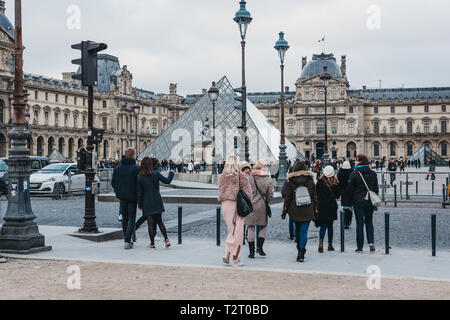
[139,76,303,165]
[407,144,447,165]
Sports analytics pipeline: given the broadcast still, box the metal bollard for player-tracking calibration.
[443,184,446,204]
[394,184,397,207]
[416,181,418,195]
[385,212,390,254]
[399,181,403,200]
[243,225,246,245]
[340,210,345,252]
[406,173,409,200]
[178,206,182,245]
[431,214,436,257]
[432,181,434,195]
[216,207,221,246]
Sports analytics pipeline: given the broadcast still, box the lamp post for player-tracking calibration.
[133,105,140,156]
[234,0,252,163]
[319,66,332,166]
[0,0,51,254]
[274,31,289,189]
[201,117,210,163]
[208,82,219,175]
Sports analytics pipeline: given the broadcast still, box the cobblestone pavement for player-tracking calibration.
[1,195,448,251]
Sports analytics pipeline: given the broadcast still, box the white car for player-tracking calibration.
[30,162,100,194]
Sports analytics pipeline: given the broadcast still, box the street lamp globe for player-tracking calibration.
[208,82,219,102]
[320,66,331,87]
[234,0,252,41]
[274,31,289,65]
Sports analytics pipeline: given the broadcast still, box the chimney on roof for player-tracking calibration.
[363,85,366,90]
[0,1,5,15]
[202,89,207,95]
[301,56,307,69]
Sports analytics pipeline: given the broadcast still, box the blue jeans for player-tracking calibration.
[119,202,122,216]
[289,219,296,237]
[353,201,374,250]
[319,222,334,243]
[294,221,310,249]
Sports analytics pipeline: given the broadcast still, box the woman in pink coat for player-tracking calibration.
[218,155,252,267]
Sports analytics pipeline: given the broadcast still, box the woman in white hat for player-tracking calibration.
[337,161,354,229]
[315,165,341,253]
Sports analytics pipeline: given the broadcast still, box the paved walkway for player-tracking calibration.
[3,225,450,282]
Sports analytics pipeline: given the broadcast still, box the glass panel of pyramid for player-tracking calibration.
[139,76,303,165]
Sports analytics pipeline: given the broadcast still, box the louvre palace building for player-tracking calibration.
[0,1,449,162]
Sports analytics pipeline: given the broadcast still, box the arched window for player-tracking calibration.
[37,136,44,156]
[441,141,448,156]
[407,142,414,156]
[373,142,380,157]
[389,142,397,157]
[152,122,157,135]
[348,120,355,134]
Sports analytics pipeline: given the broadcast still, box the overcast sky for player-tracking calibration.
[4,0,450,96]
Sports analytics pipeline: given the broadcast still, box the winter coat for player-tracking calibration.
[316,178,341,225]
[217,172,252,202]
[281,180,288,198]
[337,168,353,206]
[137,170,174,216]
[342,165,379,207]
[245,170,274,226]
[283,171,318,223]
[388,162,397,172]
[111,158,140,202]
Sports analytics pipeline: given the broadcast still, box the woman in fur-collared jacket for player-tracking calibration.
[217,155,252,267]
[282,161,318,263]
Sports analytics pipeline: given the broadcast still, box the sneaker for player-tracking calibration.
[149,244,156,249]
[355,249,363,253]
[369,244,376,252]
[222,253,230,264]
[165,239,171,248]
[118,214,122,221]
[124,242,132,249]
[232,259,244,267]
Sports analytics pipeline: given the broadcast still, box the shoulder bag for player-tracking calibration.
[236,173,253,217]
[253,176,272,218]
[357,171,381,207]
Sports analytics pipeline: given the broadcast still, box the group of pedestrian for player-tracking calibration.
[111,148,174,249]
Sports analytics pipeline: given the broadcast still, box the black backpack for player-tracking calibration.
[236,173,253,217]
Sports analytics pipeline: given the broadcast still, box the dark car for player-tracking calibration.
[0,156,50,195]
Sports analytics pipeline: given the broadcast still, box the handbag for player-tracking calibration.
[253,176,272,218]
[236,173,253,218]
[358,171,381,207]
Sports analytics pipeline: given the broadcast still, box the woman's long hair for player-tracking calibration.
[139,157,154,176]
[321,175,339,188]
[222,155,240,174]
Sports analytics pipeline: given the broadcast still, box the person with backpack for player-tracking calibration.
[245,161,273,259]
[137,157,175,249]
[337,161,353,229]
[282,166,296,241]
[342,154,379,253]
[218,155,252,267]
[316,166,341,253]
[282,161,318,263]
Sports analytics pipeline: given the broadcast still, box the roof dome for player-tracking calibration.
[300,53,342,79]
[0,2,14,38]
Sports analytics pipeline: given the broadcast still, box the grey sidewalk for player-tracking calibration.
[3,225,450,282]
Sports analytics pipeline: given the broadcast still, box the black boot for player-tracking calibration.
[248,242,255,259]
[256,237,266,256]
[296,245,302,262]
[297,248,306,262]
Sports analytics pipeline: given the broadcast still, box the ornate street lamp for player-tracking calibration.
[0,0,51,254]
[234,0,252,163]
[208,82,219,175]
[320,66,332,166]
[274,31,289,189]
[133,104,140,156]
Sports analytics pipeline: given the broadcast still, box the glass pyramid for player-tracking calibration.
[407,144,446,165]
[138,76,303,165]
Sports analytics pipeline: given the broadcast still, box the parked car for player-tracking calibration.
[29,162,100,195]
[0,156,50,195]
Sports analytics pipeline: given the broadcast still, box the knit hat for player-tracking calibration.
[342,161,351,169]
[240,162,251,171]
[323,165,335,178]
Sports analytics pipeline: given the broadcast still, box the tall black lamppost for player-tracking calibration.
[133,105,140,156]
[320,66,332,166]
[274,31,289,189]
[208,82,219,175]
[0,0,51,254]
[234,0,252,163]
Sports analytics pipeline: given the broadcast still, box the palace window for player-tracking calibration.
[152,122,157,134]
[73,115,78,128]
[331,121,337,134]
[442,105,447,112]
[152,107,156,114]
[407,142,413,156]
[441,141,448,156]
[390,142,397,157]
[267,109,273,117]
[373,142,380,157]
[374,106,378,114]
[289,107,294,115]
[374,121,379,134]
[348,120,355,134]
[424,120,430,133]
[424,105,429,113]
[64,113,68,127]
[45,92,48,101]
[65,95,68,104]
[390,121,396,134]
[407,121,413,134]
[82,116,86,129]
[391,106,395,113]
[83,98,86,106]
[55,94,58,102]
[34,91,38,100]
[44,111,49,125]
[317,120,325,134]
[304,121,311,135]
[349,106,354,114]
[332,107,336,114]
[288,121,295,135]
[441,120,447,133]
[305,107,309,115]
[102,117,107,130]
[33,110,38,124]
[74,97,77,105]
[55,113,59,127]
[103,101,107,109]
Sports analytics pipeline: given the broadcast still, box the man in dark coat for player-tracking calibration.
[337,161,353,229]
[111,148,140,249]
[387,159,397,187]
[342,154,379,253]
